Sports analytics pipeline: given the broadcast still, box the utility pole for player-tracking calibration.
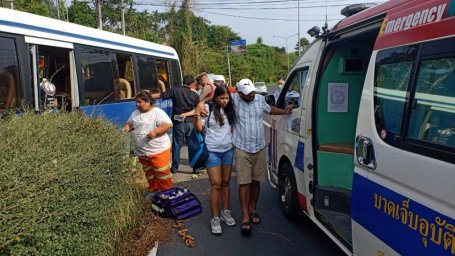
[273,33,298,73]
[227,45,232,87]
[66,3,69,21]
[96,0,102,29]
[6,0,14,9]
[56,0,60,20]
[121,0,125,35]
[297,0,301,56]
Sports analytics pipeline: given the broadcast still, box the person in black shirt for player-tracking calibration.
[152,75,199,173]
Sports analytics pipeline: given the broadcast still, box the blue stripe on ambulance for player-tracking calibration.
[294,141,305,172]
[352,173,455,255]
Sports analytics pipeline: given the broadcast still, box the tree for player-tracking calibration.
[68,1,96,28]
[179,0,196,75]
[13,1,298,84]
[294,37,310,52]
[13,0,56,17]
[256,37,263,44]
[207,25,240,50]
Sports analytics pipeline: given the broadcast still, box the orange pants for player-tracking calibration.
[138,148,173,192]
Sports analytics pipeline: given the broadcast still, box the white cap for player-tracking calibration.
[236,79,256,94]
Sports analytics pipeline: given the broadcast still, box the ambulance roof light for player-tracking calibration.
[307,26,321,38]
[341,3,376,17]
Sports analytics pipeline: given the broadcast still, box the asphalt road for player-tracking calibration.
[160,147,345,256]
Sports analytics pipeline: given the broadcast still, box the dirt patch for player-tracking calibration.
[118,200,173,256]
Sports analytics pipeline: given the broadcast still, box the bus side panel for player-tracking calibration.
[79,98,172,127]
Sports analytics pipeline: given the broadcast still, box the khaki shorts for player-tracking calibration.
[235,147,267,185]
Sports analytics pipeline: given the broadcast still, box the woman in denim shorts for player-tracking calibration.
[194,85,236,235]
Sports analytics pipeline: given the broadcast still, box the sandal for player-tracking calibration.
[240,221,252,235]
[249,212,261,224]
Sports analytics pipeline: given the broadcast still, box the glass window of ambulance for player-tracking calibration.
[373,45,418,146]
[407,56,455,148]
[276,68,308,109]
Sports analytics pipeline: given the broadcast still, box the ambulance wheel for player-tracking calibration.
[278,162,299,219]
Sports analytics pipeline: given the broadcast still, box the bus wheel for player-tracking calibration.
[278,162,299,219]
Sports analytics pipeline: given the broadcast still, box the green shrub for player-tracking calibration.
[0,112,141,255]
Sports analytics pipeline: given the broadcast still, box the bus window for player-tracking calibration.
[137,56,158,93]
[169,60,181,88]
[78,47,116,105]
[374,45,418,145]
[0,37,21,110]
[156,59,170,93]
[407,56,455,148]
[114,53,134,100]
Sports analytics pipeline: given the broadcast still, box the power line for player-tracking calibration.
[191,0,345,5]
[197,9,341,22]
[144,0,353,5]
[136,2,382,10]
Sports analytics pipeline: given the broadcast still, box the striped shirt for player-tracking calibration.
[232,93,271,153]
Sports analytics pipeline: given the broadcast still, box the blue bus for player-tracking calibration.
[0,7,181,125]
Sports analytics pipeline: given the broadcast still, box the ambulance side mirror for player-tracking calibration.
[265,95,275,106]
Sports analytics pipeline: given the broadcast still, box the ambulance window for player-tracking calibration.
[374,45,418,145]
[280,67,308,109]
[407,56,455,149]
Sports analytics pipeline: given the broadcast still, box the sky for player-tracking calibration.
[134,0,388,52]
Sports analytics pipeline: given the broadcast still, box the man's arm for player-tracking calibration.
[180,109,195,118]
[199,84,214,102]
[152,88,174,100]
[270,105,292,115]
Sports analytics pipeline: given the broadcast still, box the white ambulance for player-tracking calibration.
[264,0,455,255]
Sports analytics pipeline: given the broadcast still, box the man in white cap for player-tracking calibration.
[231,78,292,234]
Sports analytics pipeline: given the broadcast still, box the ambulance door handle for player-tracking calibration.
[307,163,313,170]
[355,136,377,170]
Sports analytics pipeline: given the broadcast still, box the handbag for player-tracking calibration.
[187,104,212,169]
[151,187,202,219]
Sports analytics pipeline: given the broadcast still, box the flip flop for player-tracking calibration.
[249,212,261,224]
[241,221,252,235]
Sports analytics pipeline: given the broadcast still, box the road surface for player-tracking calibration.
[160,145,345,256]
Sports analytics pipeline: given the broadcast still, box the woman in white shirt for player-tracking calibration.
[194,85,237,235]
[122,91,173,199]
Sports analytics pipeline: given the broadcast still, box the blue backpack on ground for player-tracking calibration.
[188,104,212,170]
[151,187,202,220]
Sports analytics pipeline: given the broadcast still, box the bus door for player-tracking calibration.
[26,37,74,112]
